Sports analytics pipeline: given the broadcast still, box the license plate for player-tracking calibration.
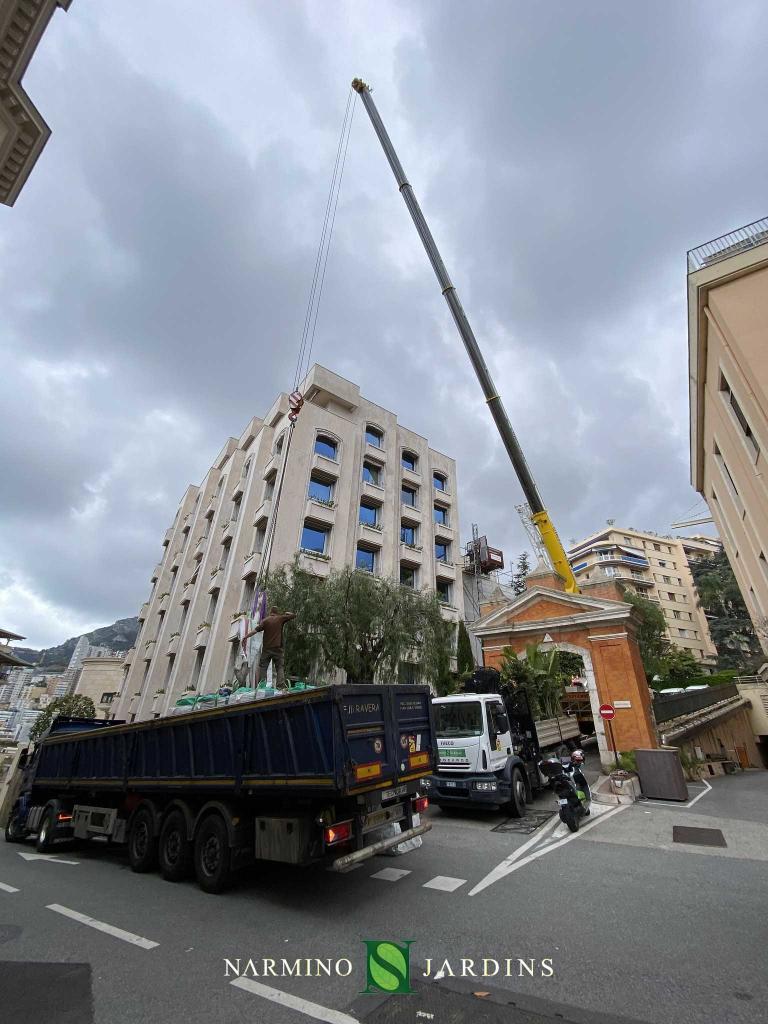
[558,798,569,806]
[381,785,407,802]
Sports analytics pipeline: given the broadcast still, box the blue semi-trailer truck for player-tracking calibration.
[3,684,434,893]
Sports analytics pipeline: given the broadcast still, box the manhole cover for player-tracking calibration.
[491,811,554,835]
[672,825,727,847]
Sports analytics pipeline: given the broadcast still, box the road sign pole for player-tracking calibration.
[607,718,620,769]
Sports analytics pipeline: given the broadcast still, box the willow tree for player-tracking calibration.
[262,559,454,685]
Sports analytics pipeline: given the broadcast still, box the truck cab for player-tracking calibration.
[426,693,531,813]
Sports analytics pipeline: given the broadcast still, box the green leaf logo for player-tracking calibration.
[362,939,413,995]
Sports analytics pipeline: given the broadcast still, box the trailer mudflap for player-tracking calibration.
[329,821,432,872]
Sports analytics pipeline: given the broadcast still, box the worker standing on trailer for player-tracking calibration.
[243,608,296,690]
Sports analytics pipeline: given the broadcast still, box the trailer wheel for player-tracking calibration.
[128,807,158,873]
[194,814,232,894]
[507,768,527,819]
[4,813,26,844]
[36,809,57,852]
[159,810,193,882]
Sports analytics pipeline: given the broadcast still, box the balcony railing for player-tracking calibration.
[688,217,768,272]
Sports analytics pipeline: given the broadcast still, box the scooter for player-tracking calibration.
[539,752,591,833]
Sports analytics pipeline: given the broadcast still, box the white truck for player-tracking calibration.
[425,670,581,814]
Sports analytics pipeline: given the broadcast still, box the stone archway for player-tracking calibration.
[471,569,658,768]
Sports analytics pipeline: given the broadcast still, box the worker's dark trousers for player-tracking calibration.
[258,647,286,689]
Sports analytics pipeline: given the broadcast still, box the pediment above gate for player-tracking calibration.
[473,586,631,634]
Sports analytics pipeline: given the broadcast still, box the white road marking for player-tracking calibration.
[230,978,360,1024]
[642,777,712,809]
[0,881,20,893]
[46,904,159,949]
[469,803,628,895]
[18,852,79,865]
[423,875,466,892]
[370,867,411,882]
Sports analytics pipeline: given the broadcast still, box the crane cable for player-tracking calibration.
[254,89,357,595]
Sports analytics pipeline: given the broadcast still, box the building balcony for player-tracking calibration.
[298,550,332,577]
[151,562,163,583]
[439,603,460,622]
[433,522,453,540]
[158,592,169,610]
[401,467,420,487]
[124,648,134,666]
[688,216,768,272]
[221,518,236,545]
[204,494,217,517]
[166,634,180,655]
[194,624,210,648]
[305,498,336,527]
[253,499,271,527]
[358,521,384,545]
[208,566,223,593]
[242,551,259,579]
[170,548,183,570]
[228,614,248,642]
[139,602,149,621]
[400,542,423,565]
[182,578,196,602]
[311,452,340,477]
[231,478,245,501]
[400,502,422,521]
[193,534,207,560]
[163,527,174,546]
[143,639,156,660]
[435,560,457,580]
[432,486,452,504]
[262,453,279,479]
[361,480,385,502]
[614,573,653,587]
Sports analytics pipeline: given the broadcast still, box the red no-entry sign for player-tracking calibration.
[599,703,616,721]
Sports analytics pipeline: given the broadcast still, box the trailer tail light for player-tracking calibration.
[412,796,429,814]
[57,813,73,822]
[323,821,352,846]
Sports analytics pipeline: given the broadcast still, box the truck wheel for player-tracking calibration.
[36,809,57,852]
[507,768,527,819]
[4,814,26,844]
[194,814,232,894]
[128,807,158,873]
[159,810,193,882]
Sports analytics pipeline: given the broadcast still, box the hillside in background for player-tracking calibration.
[14,617,139,670]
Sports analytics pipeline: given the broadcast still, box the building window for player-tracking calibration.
[658,560,667,568]
[359,499,379,527]
[315,435,338,460]
[433,472,447,492]
[673,610,681,619]
[653,543,660,551]
[365,425,383,448]
[402,451,418,471]
[100,692,116,705]
[720,372,760,459]
[301,523,330,555]
[242,457,252,479]
[232,495,242,523]
[362,461,381,486]
[264,471,277,501]
[435,541,450,563]
[401,523,416,545]
[662,575,671,584]
[356,546,376,573]
[308,474,334,503]
[714,442,742,507]
[433,504,448,526]
[760,552,768,581]
[400,564,417,588]
[398,661,418,685]
[255,518,267,553]
[402,485,417,507]
[275,431,286,455]
[436,578,451,603]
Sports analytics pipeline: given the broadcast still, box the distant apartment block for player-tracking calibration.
[113,365,464,723]
[688,217,768,651]
[0,1,72,205]
[568,527,719,665]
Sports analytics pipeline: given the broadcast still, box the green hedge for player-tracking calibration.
[684,669,739,688]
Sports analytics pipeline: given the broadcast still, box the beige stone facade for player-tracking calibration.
[688,219,768,652]
[73,656,124,720]
[567,527,718,664]
[113,365,463,723]
[0,1,72,206]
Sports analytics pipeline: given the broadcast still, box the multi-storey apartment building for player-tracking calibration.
[688,217,768,652]
[113,366,463,723]
[567,527,718,665]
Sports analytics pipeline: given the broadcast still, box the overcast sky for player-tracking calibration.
[2,1,766,648]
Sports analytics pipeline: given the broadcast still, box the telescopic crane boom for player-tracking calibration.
[351,78,578,594]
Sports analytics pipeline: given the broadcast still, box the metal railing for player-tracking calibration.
[688,217,768,272]
[653,682,738,724]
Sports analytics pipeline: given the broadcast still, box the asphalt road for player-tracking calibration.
[1,771,767,1024]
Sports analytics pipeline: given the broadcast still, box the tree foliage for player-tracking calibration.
[262,559,454,685]
[622,590,669,680]
[456,621,475,675]
[498,642,565,719]
[29,694,96,742]
[689,550,763,669]
[512,551,531,595]
[660,647,700,684]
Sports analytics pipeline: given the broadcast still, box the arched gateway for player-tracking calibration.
[471,566,658,767]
